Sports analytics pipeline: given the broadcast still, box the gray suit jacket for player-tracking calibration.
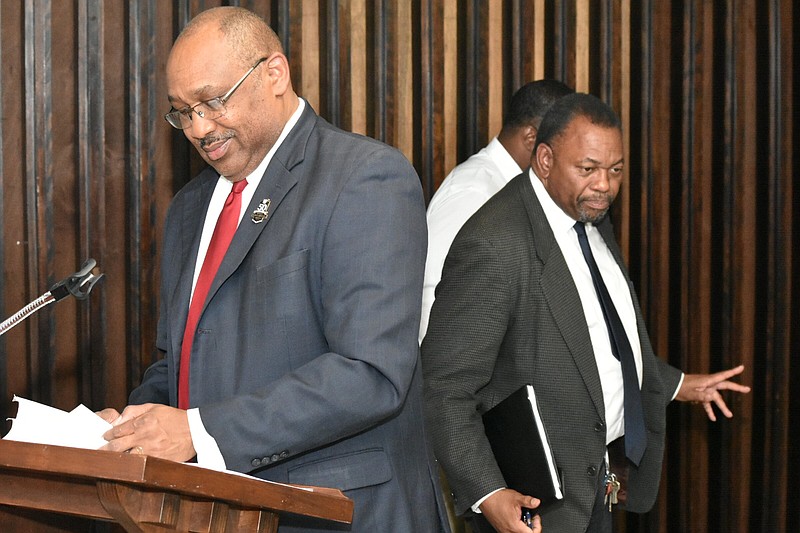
[422,174,682,532]
[130,103,449,533]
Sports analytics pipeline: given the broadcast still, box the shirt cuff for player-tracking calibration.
[672,373,685,401]
[471,488,505,513]
[187,408,227,471]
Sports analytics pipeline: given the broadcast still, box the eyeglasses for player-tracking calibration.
[164,57,268,130]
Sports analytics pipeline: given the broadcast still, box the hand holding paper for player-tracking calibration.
[100,403,196,462]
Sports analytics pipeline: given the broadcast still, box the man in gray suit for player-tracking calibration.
[421,93,749,533]
[98,7,448,532]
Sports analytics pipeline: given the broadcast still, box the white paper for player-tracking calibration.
[3,395,111,450]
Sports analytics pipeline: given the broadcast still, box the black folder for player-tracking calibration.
[482,384,564,509]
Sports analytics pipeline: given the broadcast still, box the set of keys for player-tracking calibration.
[604,472,621,511]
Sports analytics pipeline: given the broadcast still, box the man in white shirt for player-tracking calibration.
[422,93,750,533]
[420,80,573,341]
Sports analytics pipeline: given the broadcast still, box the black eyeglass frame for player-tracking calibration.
[164,56,269,130]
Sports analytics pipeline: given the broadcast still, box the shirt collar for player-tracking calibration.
[485,137,523,180]
[529,168,588,237]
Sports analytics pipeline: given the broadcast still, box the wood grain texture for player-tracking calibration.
[0,2,795,531]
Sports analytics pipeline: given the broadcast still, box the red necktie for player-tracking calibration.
[178,179,248,409]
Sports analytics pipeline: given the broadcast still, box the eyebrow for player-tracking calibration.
[578,157,624,166]
[167,83,219,107]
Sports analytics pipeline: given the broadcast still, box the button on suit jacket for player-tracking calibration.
[130,103,449,533]
[422,173,682,532]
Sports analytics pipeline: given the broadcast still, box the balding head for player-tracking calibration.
[175,7,283,68]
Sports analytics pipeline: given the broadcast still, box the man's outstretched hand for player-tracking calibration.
[676,364,751,421]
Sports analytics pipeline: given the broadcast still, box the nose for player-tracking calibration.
[186,111,216,140]
[590,169,611,192]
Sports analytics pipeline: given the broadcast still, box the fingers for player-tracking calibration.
[100,433,140,453]
[525,496,541,510]
[703,401,717,422]
[95,408,121,424]
[531,513,542,533]
[714,381,752,394]
[102,405,158,450]
[103,416,137,441]
[116,403,157,425]
[702,387,741,421]
[711,392,734,418]
[708,365,745,385]
[101,405,195,462]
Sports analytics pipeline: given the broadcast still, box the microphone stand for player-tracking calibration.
[0,258,104,337]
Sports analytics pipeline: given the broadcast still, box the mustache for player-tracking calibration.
[578,193,614,204]
[199,131,235,149]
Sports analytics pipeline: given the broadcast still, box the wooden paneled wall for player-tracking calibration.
[0,1,796,532]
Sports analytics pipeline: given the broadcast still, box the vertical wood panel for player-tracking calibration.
[300,0,320,111]
[574,0,589,92]
[442,0,457,181]
[417,0,438,200]
[617,0,631,257]
[24,0,52,404]
[0,1,5,423]
[678,2,713,529]
[348,0,367,134]
[533,0,545,80]
[77,0,107,409]
[1,2,26,426]
[486,0,503,138]
[393,0,413,160]
[630,1,673,530]
[727,1,757,530]
[763,1,794,530]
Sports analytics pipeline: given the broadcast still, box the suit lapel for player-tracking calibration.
[198,103,315,321]
[518,176,607,421]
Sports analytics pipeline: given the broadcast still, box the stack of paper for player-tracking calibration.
[3,395,112,450]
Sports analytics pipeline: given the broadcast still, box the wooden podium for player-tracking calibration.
[0,440,353,532]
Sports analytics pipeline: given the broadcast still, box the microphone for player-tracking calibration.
[0,258,104,337]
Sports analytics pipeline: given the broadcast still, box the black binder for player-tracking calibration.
[482,384,564,509]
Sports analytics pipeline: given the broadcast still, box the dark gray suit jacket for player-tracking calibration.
[130,103,449,533]
[422,173,682,532]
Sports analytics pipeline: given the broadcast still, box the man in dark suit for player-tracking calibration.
[98,7,448,532]
[421,93,749,533]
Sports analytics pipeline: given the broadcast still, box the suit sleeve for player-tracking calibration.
[656,356,684,400]
[421,224,514,514]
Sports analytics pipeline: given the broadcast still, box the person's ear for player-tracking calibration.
[265,53,291,96]
[522,125,537,153]
[532,142,553,182]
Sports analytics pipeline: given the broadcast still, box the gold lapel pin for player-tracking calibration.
[251,198,271,224]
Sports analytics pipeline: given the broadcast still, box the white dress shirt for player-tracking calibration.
[420,138,522,342]
[186,99,306,470]
[530,170,642,445]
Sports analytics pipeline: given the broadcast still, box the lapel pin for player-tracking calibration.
[251,198,271,224]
